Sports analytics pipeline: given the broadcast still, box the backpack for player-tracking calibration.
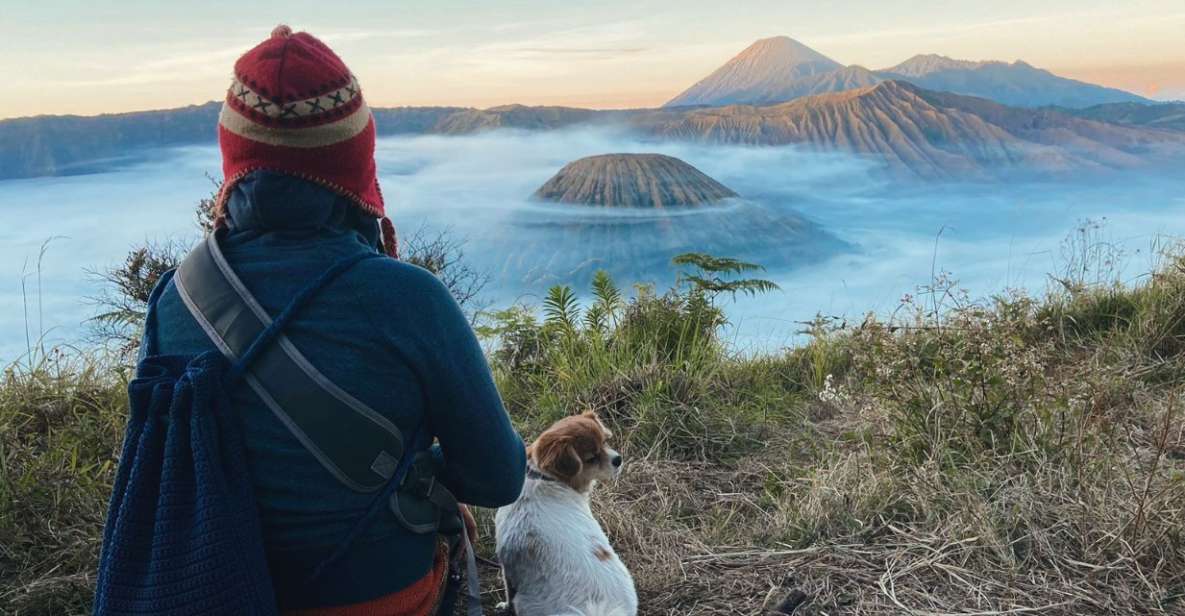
[94,234,481,615]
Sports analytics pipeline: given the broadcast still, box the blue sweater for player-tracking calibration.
[146,172,526,608]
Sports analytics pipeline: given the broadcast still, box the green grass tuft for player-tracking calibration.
[3,245,1185,614]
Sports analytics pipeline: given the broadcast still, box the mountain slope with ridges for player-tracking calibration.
[882,53,985,77]
[533,153,737,208]
[664,36,842,108]
[665,39,1150,110]
[1059,101,1185,132]
[878,56,1149,108]
[634,81,1184,179]
[3,85,1180,182]
[737,65,884,106]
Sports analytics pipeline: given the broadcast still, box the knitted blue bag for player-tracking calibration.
[94,249,384,616]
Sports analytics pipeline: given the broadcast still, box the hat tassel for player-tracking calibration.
[380,217,399,259]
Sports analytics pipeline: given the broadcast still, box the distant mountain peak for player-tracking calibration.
[739,36,837,64]
[881,54,1147,107]
[671,35,1150,110]
[665,37,1147,111]
[663,35,841,107]
[883,54,986,77]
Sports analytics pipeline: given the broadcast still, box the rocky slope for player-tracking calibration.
[533,153,737,208]
[631,80,1185,179]
[516,153,839,287]
[1059,101,1185,132]
[664,36,842,107]
[0,102,220,180]
[664,38,1148,109]
[742,65,884,106]
[374,104,605,134]
[879,55,1148,108]
[428,105,602,134]
[880,54,983,77]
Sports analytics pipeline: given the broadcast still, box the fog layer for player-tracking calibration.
[2,128,1183,359]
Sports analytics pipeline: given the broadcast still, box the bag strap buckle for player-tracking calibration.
[402,456,438,499]
[412,473,437,499]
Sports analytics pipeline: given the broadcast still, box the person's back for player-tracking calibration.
[143,26,525,613]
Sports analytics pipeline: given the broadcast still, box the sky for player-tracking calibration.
[2,0,1183,119]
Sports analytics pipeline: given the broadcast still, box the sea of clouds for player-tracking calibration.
[2,127,1184,360]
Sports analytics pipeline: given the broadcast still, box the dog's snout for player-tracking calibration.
[611,454,623,468]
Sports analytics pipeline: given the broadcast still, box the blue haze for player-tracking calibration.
[2,129,1183,361]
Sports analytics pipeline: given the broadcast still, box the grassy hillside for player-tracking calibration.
[2,245,1183,614]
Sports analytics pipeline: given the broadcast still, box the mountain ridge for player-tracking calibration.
[882,53,986,77]
[879,58,1148,108]
[635,80,1185,179]
[664,37,1150,109]
[1059,101,1185,131]
[2,84,1181,182]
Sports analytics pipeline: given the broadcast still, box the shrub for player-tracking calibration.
[481,255,782,459]
[89,240,187,358]
[400,225,489,317]
[848,290,1059,464]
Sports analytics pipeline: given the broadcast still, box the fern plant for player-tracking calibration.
[544,285,580,332]
[585,270,624,334]
[672,253,780,301]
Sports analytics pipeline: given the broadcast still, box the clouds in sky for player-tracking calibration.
[2,1,1183,118]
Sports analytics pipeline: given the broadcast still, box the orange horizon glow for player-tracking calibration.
[1052,62,1185,101]
[5,63,1183,122]
[3,3,1183,120]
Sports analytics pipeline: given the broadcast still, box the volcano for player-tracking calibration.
[532,153,737,208]
[664,36,842,108]
[665,37,1148,110]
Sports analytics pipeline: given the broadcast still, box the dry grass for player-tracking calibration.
[469,246,1185,615]
[469,403,1184,615]
[0,353,127,614]
[5,240,1185,615]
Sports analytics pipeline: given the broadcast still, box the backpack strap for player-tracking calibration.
[174,233,403,493]
[140,269,177,359]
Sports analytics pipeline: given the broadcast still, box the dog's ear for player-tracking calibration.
[581,410,611,439]
[534,435,582,479]
[580,410,604,426]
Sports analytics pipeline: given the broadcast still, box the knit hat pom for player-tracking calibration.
[218,25,391,257]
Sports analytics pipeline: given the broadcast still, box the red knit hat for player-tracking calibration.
[215,25,397,257]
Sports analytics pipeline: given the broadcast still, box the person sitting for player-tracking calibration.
[142,25,526,615]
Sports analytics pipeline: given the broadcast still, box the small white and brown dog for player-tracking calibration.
[495,411,637,616]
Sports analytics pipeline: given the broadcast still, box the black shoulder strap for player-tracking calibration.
[174,234,404,493]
